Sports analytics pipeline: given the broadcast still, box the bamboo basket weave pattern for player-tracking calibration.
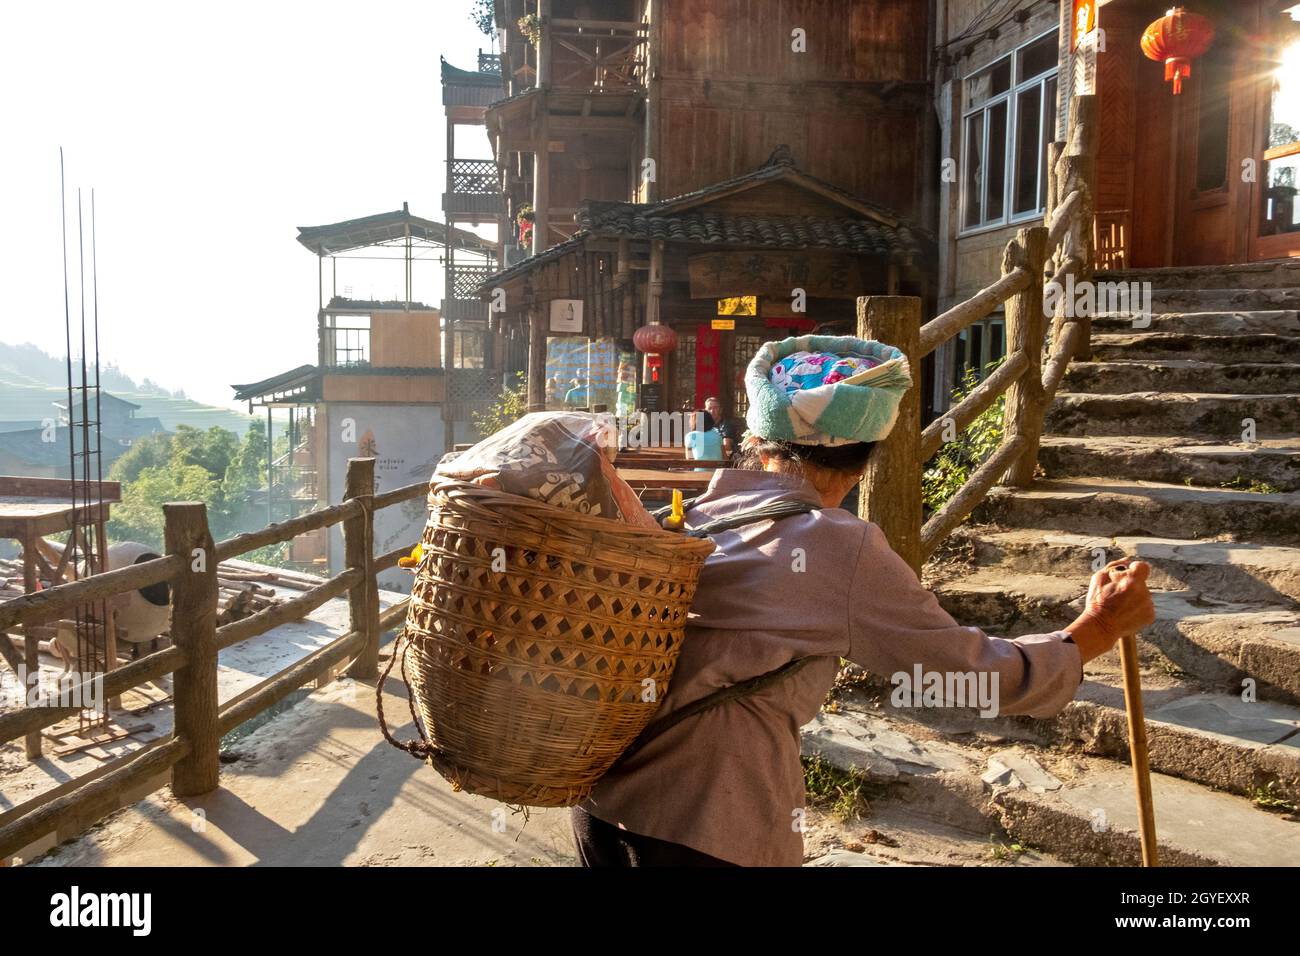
[397,480,715,807]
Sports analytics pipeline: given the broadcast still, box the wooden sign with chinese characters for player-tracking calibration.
[688,252,866,300]
[1071,0,1096,51]
[1071,0,1098,94]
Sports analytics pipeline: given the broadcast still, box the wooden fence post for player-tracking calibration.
[526,308,547,411]
[857,296,923,575]
[20,532,40,758]
[1001,226,1050,487]
[344,458,380,680]
[1064,94,1098,361]
[165,502,220,797]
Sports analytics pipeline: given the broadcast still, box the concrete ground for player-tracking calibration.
[30,669,579,867]
[25,662,1066,867]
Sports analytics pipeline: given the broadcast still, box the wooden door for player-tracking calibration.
[1170,19,1244,265]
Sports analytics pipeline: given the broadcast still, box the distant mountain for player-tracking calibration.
[0,342,254,435]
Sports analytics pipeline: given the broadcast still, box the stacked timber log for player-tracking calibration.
[216,578,278,626]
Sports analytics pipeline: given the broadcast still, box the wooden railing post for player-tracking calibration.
[1001,226,1050,487]
[857,295,923,575]
[1063,94,1098,360]
[344,458,380,680]
[165,502,220,797]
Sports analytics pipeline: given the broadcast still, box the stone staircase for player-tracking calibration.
[805,259,1300,866]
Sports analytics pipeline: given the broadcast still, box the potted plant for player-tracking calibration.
[517,13,541,46]
[516,203,535,246]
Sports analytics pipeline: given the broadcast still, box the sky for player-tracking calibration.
[0,0,496,409]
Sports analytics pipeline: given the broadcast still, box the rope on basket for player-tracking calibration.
[375,627,533,821]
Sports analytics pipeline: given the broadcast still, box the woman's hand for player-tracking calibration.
[1064,559,1157,662]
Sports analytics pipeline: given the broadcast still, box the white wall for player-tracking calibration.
[325,403,444,593]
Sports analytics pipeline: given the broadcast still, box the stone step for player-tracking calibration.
[1093,309,1300,336]
[928,569,1300,701]
[1038,435,1300,491]
[994,761,1300,866]
[1099,258,1300,290]
[1063,359,1300,395]
[864,667,1300,805]
[1091,332,1300,363]
[974,477,1300,545]
[1141,287,1300,313]
[948,526,1300,605]
[1045,392,1299,438]
[803,705,1300,866]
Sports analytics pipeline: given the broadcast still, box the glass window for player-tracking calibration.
[963,112,985,228]
[1195,42,1232,193]
[324,314,370,367]
[965,55,1011,108]
[544,337,620,410]
[1018,33,1058,82]
[1261,33,1300,235]
[955,316,1006,384]
[1013,85,1043,215]
[961,30,1059,231]
[986,101,1008,221]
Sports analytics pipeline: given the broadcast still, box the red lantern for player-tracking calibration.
[633,323,678,354]
[1141,7,1215,95]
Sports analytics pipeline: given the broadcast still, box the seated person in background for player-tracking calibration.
[684,410,724,465]
[564,377,589,408]
[704,396,744,459]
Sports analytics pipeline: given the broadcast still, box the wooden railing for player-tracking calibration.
[0,457,424,864]
[548,17,648,91]
[860,95,1099,574]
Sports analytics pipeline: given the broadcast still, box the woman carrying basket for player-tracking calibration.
[571,335,1155,867]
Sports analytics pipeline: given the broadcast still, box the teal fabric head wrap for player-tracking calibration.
[743,335,911,446]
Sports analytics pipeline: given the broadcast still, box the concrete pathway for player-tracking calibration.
[31,672,577,867]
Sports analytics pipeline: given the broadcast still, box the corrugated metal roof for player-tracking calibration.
[296,205,495,257]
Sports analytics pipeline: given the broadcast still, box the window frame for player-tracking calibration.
[959,29,1060,236]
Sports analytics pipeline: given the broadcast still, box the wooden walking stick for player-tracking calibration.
[1117,631,1158,866]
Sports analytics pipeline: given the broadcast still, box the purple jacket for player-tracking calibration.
[578,468,1082,866]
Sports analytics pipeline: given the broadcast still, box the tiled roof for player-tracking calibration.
[477,149,930,293]
[578,204,920,258]
[439,57,502,87]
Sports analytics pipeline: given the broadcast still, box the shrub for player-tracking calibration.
[921,360,1006,514]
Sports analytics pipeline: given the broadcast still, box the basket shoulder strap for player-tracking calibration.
[684,500,818,537]
[610,656,821,770]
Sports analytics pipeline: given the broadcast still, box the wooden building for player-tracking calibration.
[479,0,936,421]
[932,0,1300,406]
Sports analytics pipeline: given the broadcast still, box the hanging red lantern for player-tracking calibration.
[633,323,678,354]
[1141,6,1216,95]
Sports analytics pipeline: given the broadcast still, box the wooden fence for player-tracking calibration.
[0,458,425,863]
[860,94,1099,573]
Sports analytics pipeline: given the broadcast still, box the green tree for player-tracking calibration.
[469,0,494,35]
[473,371,528,438]
[108,463,219,548]
[221,418,268,501]
[108,432,173,484]
[170,425,240,480]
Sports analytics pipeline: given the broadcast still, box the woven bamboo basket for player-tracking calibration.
[382,479,715,807]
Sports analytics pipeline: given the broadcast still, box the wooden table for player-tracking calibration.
[1,477,120,758]
[617,467,717,496]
